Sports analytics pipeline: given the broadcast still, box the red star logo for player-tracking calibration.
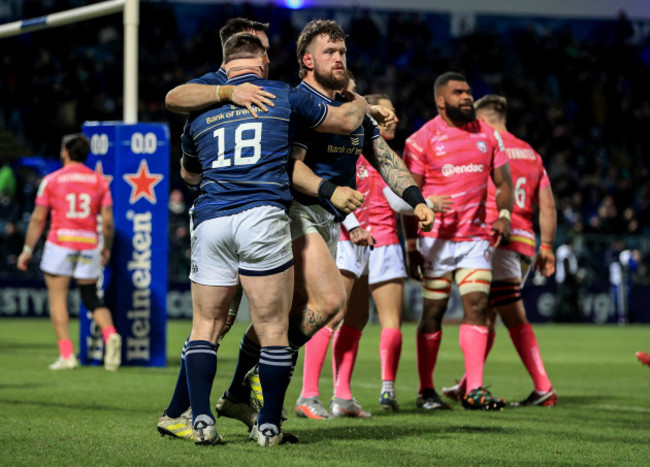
[94,161,113,186]
[123,159,163,204]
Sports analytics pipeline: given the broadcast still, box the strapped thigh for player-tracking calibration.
[489,280,522,307]
[422,272,453,300]
[454,268,492,296]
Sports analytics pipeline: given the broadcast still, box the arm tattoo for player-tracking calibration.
[365,137,416,196]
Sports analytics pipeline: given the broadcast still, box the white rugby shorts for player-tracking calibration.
[289,201,340,259]
[336,240,407,285]
[419,237,492,276]
[190,205,293,286]
[40,241,102,280]
[491,248,534,282]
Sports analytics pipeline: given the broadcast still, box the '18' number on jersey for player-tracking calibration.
[212,122,262,168]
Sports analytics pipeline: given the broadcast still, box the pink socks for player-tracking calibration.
[416,331,441,393]
[332,326,362,400]
[300,326,333,398]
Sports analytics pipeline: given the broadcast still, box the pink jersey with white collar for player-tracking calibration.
[340,155,399,246]
[36,163,112,250]
[485,130,550,257]
[403,115,508,241]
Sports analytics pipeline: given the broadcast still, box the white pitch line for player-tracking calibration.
[593,404,650,414]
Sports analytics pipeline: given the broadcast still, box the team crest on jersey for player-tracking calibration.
[435,144,446,156]
[357,164,369,180]
[476,141,488,153]
[350,136,360,146]
[484,247,492,262]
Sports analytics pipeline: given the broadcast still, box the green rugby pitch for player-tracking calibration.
[1,318,649,465]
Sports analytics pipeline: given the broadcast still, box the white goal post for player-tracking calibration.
[0,0,139,123]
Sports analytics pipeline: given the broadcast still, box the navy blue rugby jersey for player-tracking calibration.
[292,81,381,221]
[188,68,228,85]
[182,73,328,228]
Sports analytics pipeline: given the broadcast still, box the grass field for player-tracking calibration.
[1,318,649,466]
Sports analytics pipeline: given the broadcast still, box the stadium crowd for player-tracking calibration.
[1,2,649,283]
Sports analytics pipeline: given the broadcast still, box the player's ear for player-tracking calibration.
[302,52,314,71]
[435,94,445,110]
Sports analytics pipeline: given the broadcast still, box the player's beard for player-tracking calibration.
[314,65,348,92]
[445,101,476,123]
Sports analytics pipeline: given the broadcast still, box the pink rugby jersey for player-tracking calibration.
[485,131,550,257]
[35,163,112,250]
[340,155,399,246]
[403,115,508,241]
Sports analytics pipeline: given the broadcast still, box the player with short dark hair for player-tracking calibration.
[442,94,558,407]
[165,17,276,117]
[161,32,369,446]
[17,133,122,372]
[403,72,514,411]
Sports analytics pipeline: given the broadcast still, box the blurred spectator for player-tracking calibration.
[555,239,581,322]
[609,242,642,324]
[0,161,17,197]
[167,189,190,282]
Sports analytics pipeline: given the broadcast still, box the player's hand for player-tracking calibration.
[406,249,424,281]
[369,104,396,131]
[17,251,31,271]
[426,194,453,213]
[414,203,435,232]
[534,249,556,277]
[340,90,368,109]
[331,186,364,213]
[100,248,111,267]
[231,82,276,118]
[220,312,237,339]
[349,227,375,248]
[491,218,511,247]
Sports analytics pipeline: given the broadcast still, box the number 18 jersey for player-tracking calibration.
[181,73,328,229]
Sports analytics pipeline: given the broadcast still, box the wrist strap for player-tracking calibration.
[317,179,337,200]
[214,85,221,104]
[402,186,426,208]
[498,209,511,221]
[218,85,234,103]
[22,245,33,254]
[540,243,552,251]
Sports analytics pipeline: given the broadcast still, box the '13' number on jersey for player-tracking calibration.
[211,122,262,168]
[65,193,91,219]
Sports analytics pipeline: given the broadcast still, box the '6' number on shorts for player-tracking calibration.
[212,122,262,168]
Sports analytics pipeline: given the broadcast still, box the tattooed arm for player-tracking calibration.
[364,136,416,197]
[365,136,434,232]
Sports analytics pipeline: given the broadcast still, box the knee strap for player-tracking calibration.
[455,268,492,295]
[489,280,522,307]
[422,273,453,300]
[79,283,105,311]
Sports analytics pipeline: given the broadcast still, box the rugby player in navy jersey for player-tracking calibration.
[160,32,369,447]
[212,19,434,429]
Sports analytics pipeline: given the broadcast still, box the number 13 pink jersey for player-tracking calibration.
[35,163,112,250]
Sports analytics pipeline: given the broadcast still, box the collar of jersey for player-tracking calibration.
[299,81,333,104]
[226,73,261,85]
